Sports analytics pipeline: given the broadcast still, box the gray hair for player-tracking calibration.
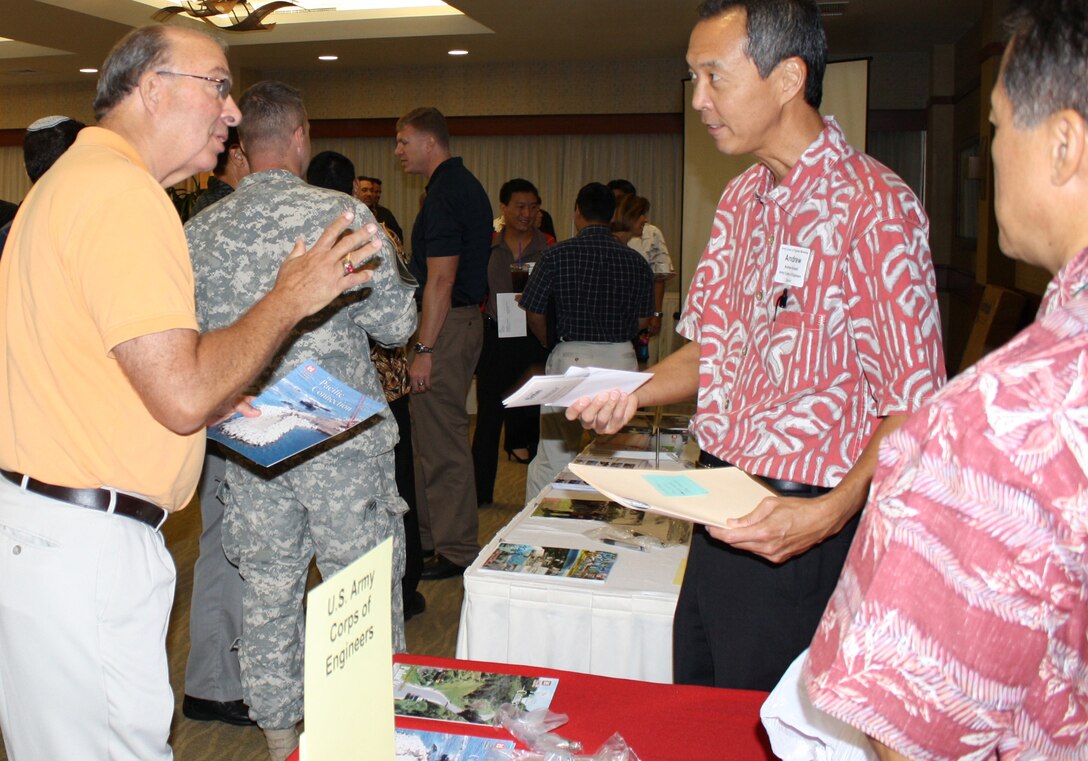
[92,26,227,121]
[1003,0,1088,128]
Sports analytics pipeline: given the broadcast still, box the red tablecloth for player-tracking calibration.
[290,654,774,760]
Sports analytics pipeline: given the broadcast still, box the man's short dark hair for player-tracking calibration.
[696,0,827,109]
[396,107,450,149]
[606,179,637,197]
[575,182,616,225]
[24,118,84,183]
[209,126,240,177]
[93,26,225,121]
[1003,0,1088,128]
[307,151,356,195]
[238,80,306,153]
[499,178,540,206]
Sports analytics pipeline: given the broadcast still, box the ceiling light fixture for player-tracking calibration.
[318,54,338,60]
[447,49,468,56]
[79,68,98,73]
[154,1,302,32]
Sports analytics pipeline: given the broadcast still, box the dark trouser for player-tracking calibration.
[471,317,547,503]
[391,394,422,599]
[672,452,860,691]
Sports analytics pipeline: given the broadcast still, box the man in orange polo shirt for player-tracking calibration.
[0,25,382,761]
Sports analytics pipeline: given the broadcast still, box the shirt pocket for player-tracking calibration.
[761,311,828,394]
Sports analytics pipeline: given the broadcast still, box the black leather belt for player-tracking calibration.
[697,452,831,497]
[1,469,168,530]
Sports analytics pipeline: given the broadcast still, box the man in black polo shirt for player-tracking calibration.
[395,106,491,580]
[519,182,654,500]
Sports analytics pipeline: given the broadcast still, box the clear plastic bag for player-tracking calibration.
[583,525,668,552]
[484,704,641,761]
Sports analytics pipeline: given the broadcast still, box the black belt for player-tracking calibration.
[697,452,831,497]
[1,469,168,530]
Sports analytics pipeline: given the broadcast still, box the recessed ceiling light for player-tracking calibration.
[448,49,468,56]
[79,68,98,73]
[318,55,338,61]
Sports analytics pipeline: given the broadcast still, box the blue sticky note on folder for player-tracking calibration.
[643,474,709,497]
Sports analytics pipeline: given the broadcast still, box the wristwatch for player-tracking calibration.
[413,341,435,354]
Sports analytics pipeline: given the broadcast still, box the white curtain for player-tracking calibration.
[0,147,29,207]
[313,132,682,251]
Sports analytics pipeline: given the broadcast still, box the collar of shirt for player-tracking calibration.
[1041,245,1088,316]
[425,156,464,191]
[236,168,301,191]
[72,126,150,175]
[753,117,848,216]
[576,223,616,240]
[491,228,552,257]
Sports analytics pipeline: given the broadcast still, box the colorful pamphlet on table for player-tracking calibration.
[392,663,558,725]
[208,359,384,467]
[481,542,618,581]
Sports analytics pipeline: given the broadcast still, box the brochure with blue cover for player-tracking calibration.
[208,359,384,467]
[394,727,515,759]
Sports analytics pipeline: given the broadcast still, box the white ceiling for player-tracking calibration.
[0,0,985,87]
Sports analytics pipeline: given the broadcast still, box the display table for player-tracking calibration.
[289,654,775,761]
[456,456,690,683]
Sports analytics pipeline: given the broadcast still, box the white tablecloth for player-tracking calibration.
[456,483,689,684]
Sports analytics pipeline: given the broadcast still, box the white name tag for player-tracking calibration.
[773,244,812,288]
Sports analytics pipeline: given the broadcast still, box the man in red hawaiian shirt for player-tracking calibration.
[570,0,945,691]
[805,1,1088,758]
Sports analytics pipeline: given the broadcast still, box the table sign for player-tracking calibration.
[301,537,394,760]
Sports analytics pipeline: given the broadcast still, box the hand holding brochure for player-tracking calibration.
[208,359,384,467]
[567,463,778,529]
[503,366,652,408]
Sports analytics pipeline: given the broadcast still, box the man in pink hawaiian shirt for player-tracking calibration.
[804,1,1088,758]
[570,0,945,691]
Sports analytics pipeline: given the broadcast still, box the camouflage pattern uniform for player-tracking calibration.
[186,170,417,730]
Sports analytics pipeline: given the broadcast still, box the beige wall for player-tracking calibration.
[0,80,97,130]
[261,57,688,118]
[0,56,688,130]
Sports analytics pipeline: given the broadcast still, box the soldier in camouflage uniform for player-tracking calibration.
[185,80,417,761]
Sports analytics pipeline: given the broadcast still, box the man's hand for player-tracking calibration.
[646,314,662,336]
[707,488,855,564]
[410,353,432,394]
[565,390,641,434]
[271,214,383,321]
[206,395,259,427]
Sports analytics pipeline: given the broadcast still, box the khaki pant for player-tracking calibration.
[410,306,484,567]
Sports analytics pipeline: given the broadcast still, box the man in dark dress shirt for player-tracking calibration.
[519,182,654,500]
[395,106,491,580]
[354,175,403,245]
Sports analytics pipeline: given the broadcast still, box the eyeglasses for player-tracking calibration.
[156,70,232,99]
